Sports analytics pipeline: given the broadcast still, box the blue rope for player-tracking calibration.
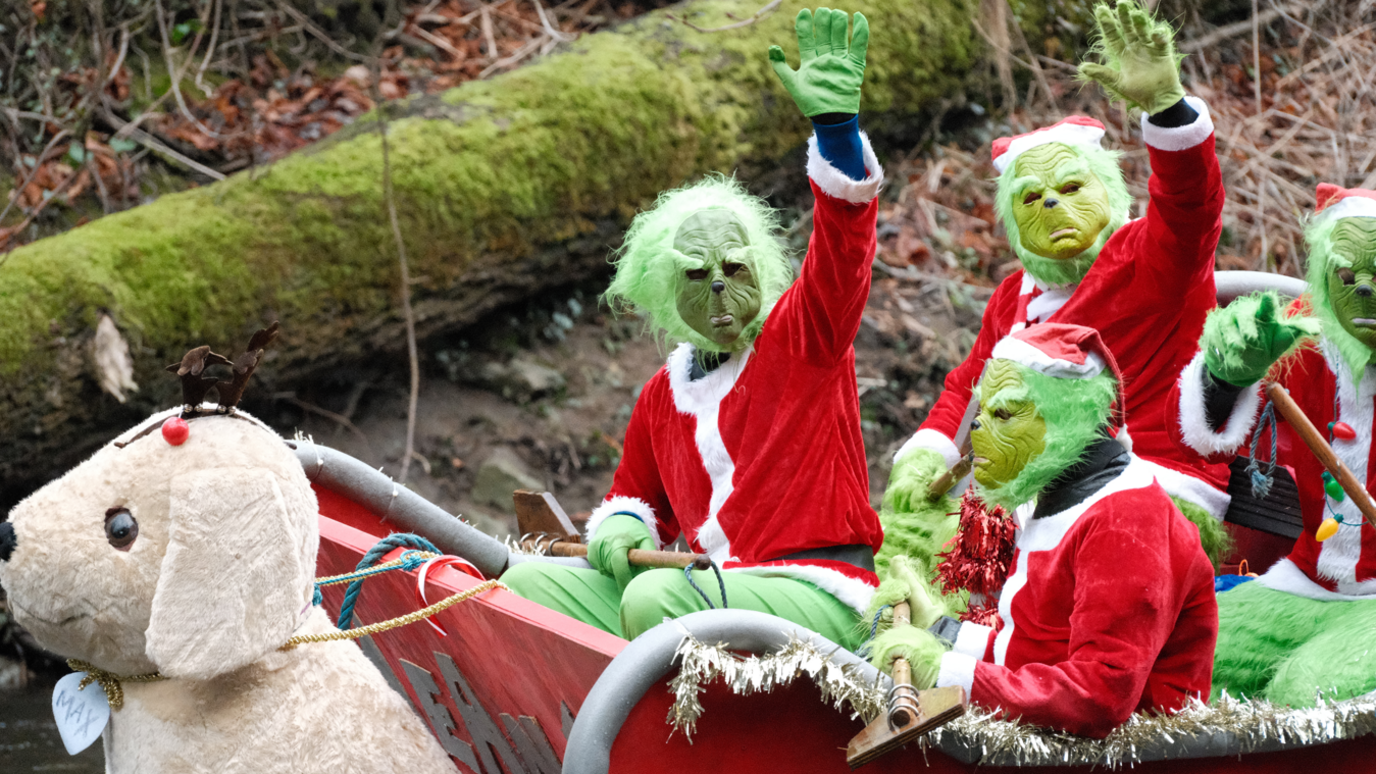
[854,604,893,659]
[684,559,728,610]
[334,533,441,630]
[1246,400,1278,499]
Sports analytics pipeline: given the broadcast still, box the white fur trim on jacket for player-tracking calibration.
[952,621,993,659]
[894,428,961,467]
[1140,95,1214,152]
[1176,350,1263,458]
[1137,457,1231,521]
[806,131,884,204]
[1255,557,1376,600]
[584,496,664,549]
[936,651,977,695]
[728,563,877,613]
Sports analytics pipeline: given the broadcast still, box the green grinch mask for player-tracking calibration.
[673,209,763,353]
[1009,144,1113,262]
[970,360,1047,489]
[1324,218,1376,353]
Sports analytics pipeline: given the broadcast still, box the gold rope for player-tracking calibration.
[280,579,508,649]
[67,659,166,711]
[312,552,438,587]
[65,576,507,708]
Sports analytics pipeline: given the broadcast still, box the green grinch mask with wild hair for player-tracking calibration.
[1320,218,1376,360]
[995,142,1132,287]
[970,358,1119,512]
[673,209,764,353]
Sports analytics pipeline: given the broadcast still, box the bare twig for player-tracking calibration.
[194,0,224,97]
[98,108,227,181]
[0,130,72,228]
[531,0,576,42]
[152,0,220,138]
[275,2,373,62]
[274,393,371,446]
[1252,0,1263,114]
[667,0,783,33]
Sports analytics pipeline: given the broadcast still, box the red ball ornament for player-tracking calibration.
[161,417,190,446]
[1332,421,1357,441]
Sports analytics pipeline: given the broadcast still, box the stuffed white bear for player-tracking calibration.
[0,405,455,774]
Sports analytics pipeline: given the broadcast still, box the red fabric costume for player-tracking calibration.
[897,97,1232,518]
[935,456,1219,738]
[1172,324,1376,599]
[583,135,887,612]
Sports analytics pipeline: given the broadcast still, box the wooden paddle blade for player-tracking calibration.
[513,490,580,543]
[845,686,967,769]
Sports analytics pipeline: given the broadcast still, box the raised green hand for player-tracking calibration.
[768,7,869,117]
[1202,292,1320,387]
[586,514,657,592]
[1078,1,1185,115]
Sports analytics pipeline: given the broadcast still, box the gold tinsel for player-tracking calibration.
[667,634,1376,767]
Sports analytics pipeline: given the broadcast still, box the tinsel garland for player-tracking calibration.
[668,634,1376,767]
[935,490,1015,625]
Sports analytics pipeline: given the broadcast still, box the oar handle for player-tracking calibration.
[1265,382,1376,530]
[926,453,974,502]
[543,540,713,571]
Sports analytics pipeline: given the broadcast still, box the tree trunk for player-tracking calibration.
[0,0,986,495]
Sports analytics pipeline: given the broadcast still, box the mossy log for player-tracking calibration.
[0,0,987,494]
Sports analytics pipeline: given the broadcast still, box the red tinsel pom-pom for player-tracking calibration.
[935,490,1016,623]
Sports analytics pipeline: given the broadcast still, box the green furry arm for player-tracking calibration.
[865,555,950,628]
[1201,291,1319,387]
[1171,495,1232,569]
[867,625,947,687]
[1077,1,1185,115]
[875,448,959,577]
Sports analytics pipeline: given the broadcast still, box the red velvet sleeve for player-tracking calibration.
[600,378,681,547]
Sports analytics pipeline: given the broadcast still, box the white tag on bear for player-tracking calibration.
[52,671,110,755]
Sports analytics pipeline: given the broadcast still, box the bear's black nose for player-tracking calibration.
[0,521,15,562]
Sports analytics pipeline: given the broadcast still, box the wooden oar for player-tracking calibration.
[845,601,967,769]
[512,489,712,570]
[1264,382,1376,530]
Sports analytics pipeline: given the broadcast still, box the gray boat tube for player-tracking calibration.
[1215,269,1305,304]
[562,609,886,774]
[291,439,590,577]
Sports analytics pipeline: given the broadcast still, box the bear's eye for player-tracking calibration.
[1338,267,1357,285]
[104,507,139,552]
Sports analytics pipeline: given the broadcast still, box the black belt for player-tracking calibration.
[775,544,875,574]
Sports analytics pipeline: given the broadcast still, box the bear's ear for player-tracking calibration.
[145,466,317,679]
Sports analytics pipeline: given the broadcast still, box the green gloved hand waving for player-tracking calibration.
[1078,1,1185,115]
[586,514,657,592]
[768,7,869,117]
[1202,291,1320,387]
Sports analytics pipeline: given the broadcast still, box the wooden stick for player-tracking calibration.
[536,540,713,571]
[886,601,920,729]
[1265,382,1376,529]
[926,453,974,502]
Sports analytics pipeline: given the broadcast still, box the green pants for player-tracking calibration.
[1214,579,1376,706]
[501,561,865,649]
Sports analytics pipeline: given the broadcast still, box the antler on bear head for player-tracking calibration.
[165,322,280,413]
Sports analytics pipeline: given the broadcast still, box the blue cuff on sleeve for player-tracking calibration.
[812,114,866,181]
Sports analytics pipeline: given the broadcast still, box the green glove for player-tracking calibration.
[1077,1,1185,115]
[768,7,869,117]
[1202,291,1319,387]
[866,555,949,630]
[586,514,657,592]
[882,447,952,516]
[867,623,947,688]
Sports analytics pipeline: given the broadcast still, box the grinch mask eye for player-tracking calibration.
[723,262,748,278]
[994,408,1013,421]
[685,268,709,281]
[1023,191,1042,206]
[1337,267,1357,285]
[1059,183,1081,195]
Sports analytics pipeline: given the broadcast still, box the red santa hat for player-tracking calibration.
[1314,183,1376,223]
[991,116,1106,175]
[990,323,1125,421]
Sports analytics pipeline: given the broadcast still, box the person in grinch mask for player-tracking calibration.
[868,322,1217,738]
[1171,185,1376,706]
[880,0,1230,576]
[503,7,883,646]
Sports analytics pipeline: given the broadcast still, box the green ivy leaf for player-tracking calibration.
[66,144,86,164]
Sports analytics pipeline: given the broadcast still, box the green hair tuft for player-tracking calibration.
[994,143,1132,286]
[604,174,793,351]
[974,363,1119,511]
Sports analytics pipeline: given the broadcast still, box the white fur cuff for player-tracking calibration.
[952,621,993,659]
[1140,95,1214,152]
[894,429,961,467]
[584,496,663,549]
[936,652,977,695]
[1176,350,1263,457]
[806,131,884,204]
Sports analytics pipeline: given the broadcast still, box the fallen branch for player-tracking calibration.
[97,109,226,181]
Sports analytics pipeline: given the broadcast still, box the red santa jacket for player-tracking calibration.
[935,455,1218,738]
[898,97,1231,518]
[583,134,886,612]
[1171,322,1376,598]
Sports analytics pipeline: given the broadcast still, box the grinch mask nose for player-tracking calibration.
[0,521,15,562]
[1358,284,1374,298]
[1044,198,1059,209]
[711,280,725,293]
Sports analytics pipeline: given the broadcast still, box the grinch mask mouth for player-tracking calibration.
[1009,143,1112,262]
[673,208,763,353]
